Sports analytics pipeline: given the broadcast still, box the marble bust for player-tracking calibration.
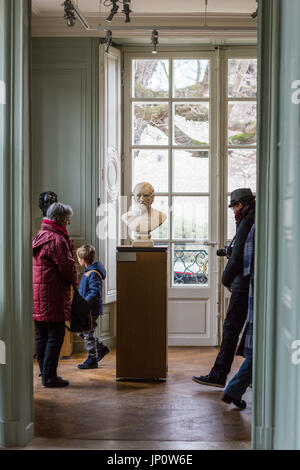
[121,182,167,246]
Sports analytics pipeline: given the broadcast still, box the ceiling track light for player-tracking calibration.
[251,1,258,19]
[62,2,256,34]
[151,30,159,54]
[63,0,76,27]
[105,29,113,53]
[122,1,131,23]
[104,0,131,24]
[251,8,258,19]
[106,0,119,23]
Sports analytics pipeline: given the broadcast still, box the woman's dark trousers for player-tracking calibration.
[35,321,65,382]
[210,289,249,381]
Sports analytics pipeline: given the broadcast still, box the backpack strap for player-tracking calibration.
[84,270,102,280]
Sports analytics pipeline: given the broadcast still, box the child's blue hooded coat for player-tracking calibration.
[78,261,106,316]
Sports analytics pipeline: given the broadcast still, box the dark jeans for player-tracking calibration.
[223,358,252,401]
[211,289,249,380]
[35,321,65,380]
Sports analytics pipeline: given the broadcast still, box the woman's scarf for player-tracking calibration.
[42,218,74,252]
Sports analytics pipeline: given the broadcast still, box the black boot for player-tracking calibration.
[221,393,246,409]
[42,375,69,388]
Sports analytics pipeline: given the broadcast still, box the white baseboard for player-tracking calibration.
[253,426,274,450]
[168,334,218,347]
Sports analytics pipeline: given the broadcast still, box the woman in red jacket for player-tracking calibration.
[33,202,78,388]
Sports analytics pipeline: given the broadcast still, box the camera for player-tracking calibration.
[216,245,232,258]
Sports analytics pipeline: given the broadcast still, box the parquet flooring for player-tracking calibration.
[33,347,251,448]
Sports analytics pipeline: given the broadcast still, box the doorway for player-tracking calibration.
[123,48,257,347]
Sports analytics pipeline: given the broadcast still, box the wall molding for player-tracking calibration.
[252,0,280,451]
[168,334,217,347]
[0,0,34,448]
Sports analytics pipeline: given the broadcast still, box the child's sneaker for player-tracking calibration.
[97,345,110,362]
[77,356,98,369]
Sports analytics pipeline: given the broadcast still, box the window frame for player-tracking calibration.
[123,47,257,288]
[223,48,258,242]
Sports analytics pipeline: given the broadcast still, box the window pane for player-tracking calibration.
[172,196,209,239]
[133,59,169,98]
[228,149,256,192]
[227,197,236,241]
[228,59,257,98]
[228,102,256,145]
[173,244,209,286]
[151,196,169,240]
[133,149,168,193]
[133,103,168,145]
[173,60,209,98]
[173,150,209,193]
[174,103,209,146]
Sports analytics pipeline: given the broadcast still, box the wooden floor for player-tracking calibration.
[30,347,252,450]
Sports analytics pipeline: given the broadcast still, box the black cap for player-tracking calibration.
[228,188,255,208]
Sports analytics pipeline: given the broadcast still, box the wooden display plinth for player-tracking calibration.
[116,246,168,380]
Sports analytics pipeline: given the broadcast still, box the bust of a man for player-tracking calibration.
[122,182,167,246]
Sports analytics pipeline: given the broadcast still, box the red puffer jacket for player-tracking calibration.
[32,223,78,322]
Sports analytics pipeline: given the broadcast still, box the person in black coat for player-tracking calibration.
[193,188,255,388]
[221,224,255,409]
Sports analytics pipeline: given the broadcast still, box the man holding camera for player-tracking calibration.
[193,188,255,388]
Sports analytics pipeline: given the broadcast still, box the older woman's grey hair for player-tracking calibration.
[46,202,73,225]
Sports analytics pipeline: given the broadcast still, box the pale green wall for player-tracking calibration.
[273,0,300,449]
[32,38,115,351]
[254,0,300,450]
[32,38,98,241]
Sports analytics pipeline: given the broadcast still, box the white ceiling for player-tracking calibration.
[32,0,257,16]
[32,0,257,43]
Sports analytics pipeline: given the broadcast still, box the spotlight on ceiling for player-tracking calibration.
[151,30,159,54]
[122,1,131,23]
[63,0,76,27]
[106,0,119,23]
[105,30,113,53]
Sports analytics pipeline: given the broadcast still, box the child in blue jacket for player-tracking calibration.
[76,244,110,369]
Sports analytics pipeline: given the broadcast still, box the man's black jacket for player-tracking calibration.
[222,208,255,291]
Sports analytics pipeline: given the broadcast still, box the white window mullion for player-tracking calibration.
[169,58,173,266]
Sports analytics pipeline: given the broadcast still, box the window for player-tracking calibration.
[124,49,257,289]
[226,57,257,240]
[125,54,213,287]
